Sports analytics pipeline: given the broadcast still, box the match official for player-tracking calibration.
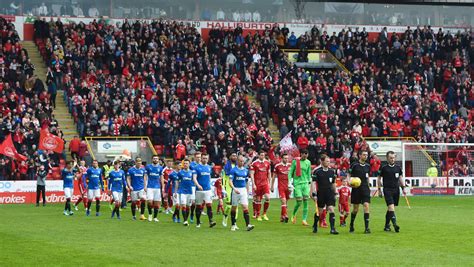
[348,150,371,234]
[377,151,406,233]
[311,154,338,234]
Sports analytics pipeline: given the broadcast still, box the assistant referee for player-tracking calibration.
[377,151,406,233]
[347,150,371,234]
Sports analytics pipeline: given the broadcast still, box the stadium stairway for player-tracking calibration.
[246,94,281,145]
[22,41,79,161]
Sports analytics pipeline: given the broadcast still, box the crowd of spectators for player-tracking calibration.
[0,17,65,181]
[34,18,473,176]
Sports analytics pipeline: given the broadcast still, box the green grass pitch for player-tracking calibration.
[0,196,473,266]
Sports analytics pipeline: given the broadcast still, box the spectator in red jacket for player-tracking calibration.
[69,136,81,160]
[297,132,309,150]
[370,153,382,176]
[175,140,186,160]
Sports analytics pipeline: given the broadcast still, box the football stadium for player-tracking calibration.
[0,0,473,265]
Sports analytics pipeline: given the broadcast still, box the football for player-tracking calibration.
[350,177,362,188]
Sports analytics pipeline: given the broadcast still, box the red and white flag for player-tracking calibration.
[0,134,28,161]
[39,129,64,153]
[279,131,300,161]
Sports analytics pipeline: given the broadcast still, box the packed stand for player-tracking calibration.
[0,17,66,181]
[36,18,473,175]
[35,19,275,165]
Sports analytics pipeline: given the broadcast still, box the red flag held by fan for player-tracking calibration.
[0,134,28,161]
[39,129,64,153]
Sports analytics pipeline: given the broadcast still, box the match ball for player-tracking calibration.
[350,177,361,188]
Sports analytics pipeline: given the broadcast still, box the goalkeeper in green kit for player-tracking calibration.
[288,149,312,226]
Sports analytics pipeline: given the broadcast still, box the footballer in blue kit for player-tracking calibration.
[189,152,201,223]
[85,160,104,216]
[127,157,148,220]
[108,161,127,219]
[193,154,217,228]
[176,159,196,226]
[228,156,254,231]
[145,155,164,222]
[61,160,77,216]
[166,165,181,223]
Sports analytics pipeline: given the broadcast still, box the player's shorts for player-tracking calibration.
[278,185,290,200]
[190,187,196,201]
[131,189,145,202]
[216,189,223,199]
[196,190,212,204]
[231,187,248,206]
[172,193,179,205]
[293,183,310,198]
[78,183,86,195]
[112,191,123,202]
[64,187,73,199]
[317,188,336,207]
[179,193,193,206]
[88,189,101,200]
[254,184,270,197]
[146,188,162,201]
[338,202,350,213]
[350,186,371,204]
[383,188,400,206]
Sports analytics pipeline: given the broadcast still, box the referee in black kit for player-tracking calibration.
[377,151,406,233]
[348,150,371,234]
[311,154,339,235]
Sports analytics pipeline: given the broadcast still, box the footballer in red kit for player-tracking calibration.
[338,178,351,226]
[214,177,224,214]
[250,151,272,221]
[162,159,175,214]
[271,153,291,222]
[74,160,88,210]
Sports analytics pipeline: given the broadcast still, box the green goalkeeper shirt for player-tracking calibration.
[288,159,312,186]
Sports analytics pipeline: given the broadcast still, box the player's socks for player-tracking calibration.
[140,200,146,215]
[196,205,202,225]
[95,199,100,213]
[293,200,302,216]
[313,213,319,233]
[302,199,309,221]
[281,204,287,218]
[87,200,92,211]
[230,210,237,226]
[206,204,213,221]
[350,212,356,226]
[112,209,116,218]
[148,203,153,216]
[243,209,250,226]
[263,201,270,215]
[182,207,189,222]
[190,203,196,220]
[153,207,159,219]
[389,211,399,232]
[252,201,257,217]
[329,212,336,231]
[131,202,137,217]
[340,215,344,225]
[75,197,82,207]
[364,213,370,231]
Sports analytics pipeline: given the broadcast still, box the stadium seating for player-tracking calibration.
[0,17,66,181]
[34,19,473,171]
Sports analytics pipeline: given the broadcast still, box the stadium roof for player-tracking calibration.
[302,0,474,6]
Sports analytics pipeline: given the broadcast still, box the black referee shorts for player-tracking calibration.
[350,186,371,204]
[383,188,400,206]
[317,188,336,207]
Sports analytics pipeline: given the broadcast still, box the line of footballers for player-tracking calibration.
[60,149,406,233]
